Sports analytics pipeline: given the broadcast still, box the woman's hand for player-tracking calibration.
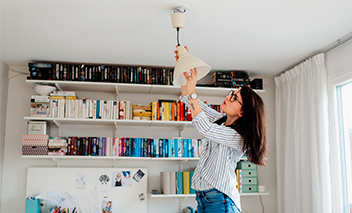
[183,67,198,95]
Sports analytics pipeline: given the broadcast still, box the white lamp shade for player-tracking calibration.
[173,46,211,86]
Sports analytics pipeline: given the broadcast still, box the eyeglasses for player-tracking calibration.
[227,90,243,106]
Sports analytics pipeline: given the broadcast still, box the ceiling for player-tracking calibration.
[1,1,352,78]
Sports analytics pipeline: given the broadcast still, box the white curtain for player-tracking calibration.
[275,53,331,213]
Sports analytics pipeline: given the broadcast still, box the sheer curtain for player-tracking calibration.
[275,53,331,213]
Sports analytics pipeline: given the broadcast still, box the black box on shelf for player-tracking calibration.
[250,78,263,90]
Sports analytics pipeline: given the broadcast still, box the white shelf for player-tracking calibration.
[149,192,269,198]
[26,80,264,96]
[23,116,192,127]
[150,194,196,198]
[21,155,200,160]
[241,192,269,196]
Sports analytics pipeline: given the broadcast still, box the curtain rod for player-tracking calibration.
[279,33,352,75]
[323,34,352,53]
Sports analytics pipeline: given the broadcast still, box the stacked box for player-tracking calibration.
[236,161,258,193]
[22,134,48,155]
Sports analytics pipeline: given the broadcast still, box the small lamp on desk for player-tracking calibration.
[171,5,211,86]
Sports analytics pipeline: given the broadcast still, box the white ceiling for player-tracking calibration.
[1,1,352,78]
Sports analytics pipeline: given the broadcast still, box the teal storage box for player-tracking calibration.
[242,169,257,177]
[242,185,258,193]
[25,199,41,213]
[242,177,258,185]
[237,161,257,170]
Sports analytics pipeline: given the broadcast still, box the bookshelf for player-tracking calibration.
[24,78,267,212]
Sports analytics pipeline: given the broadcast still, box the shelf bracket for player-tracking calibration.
[113,159,118,168]
[54,83,63,91]
[179,198,184,213]
[179,159,189,172]
[53,120,62,137]
[114,122,119,138]
[52,158,61,167]
[115,85,119,98]
[178,124,186,137]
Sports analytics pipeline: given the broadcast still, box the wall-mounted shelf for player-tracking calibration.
[21,155,201,167]
[21,156,200,160]
[149,192,269,198]
[26,80,265,96]
[24,116,192,127]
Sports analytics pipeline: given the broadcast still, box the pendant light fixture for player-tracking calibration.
[171,5,211,86]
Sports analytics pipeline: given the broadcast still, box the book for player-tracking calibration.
[183,171,190,194]
[28,62,53,68]
[189,172,195,194]
[151,102,158,120]
[170,171,176,194]
[160,171,171,195]
[176,172,183,194]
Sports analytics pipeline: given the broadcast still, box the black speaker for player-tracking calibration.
[250,78,263,90]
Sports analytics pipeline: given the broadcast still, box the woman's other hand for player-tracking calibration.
[174,46,189,62]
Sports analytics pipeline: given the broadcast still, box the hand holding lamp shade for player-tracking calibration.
[171,6,211,86]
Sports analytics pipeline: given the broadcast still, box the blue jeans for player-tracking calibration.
[195,188,241,213]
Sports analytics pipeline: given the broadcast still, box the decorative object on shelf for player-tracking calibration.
[151,189,161,195]
[171,5,210,86]
[258,185,266,193]
[33,84,57,96]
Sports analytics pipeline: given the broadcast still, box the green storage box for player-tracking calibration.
[237,161,257,170]
[242,185,258,193]
[242,169,257,177]
[242,177,258,185]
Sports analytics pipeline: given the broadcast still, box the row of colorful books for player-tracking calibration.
[28,62,174,85]
[160,171,195,195]
[30,93,199,121]
[64,137,205,157]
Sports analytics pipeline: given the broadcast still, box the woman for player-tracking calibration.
[176,50,267,213]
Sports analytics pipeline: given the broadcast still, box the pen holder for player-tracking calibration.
[25,199,41,213]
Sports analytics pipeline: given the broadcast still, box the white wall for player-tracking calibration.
[0,59,9,211]
[0,66,277,213]
[325,39,352,76]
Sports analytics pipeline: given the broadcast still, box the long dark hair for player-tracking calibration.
[215,86,267,166]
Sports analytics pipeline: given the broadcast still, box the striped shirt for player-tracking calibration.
[180,95,245,211]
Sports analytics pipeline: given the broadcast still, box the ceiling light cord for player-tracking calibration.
[177,27,180,46]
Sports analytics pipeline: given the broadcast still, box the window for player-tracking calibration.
[336,80,352,213]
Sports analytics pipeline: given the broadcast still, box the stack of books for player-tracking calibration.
[30,95,50,117]
[27,62,174,85]
[41,136,205,158]
[28,63,53,80]
[160,171,195,195]
[119,100,132,120]
[49,91,77,118]
[151,99,191,121]
[212,71,249,88]
[48,137,67,156]
[132,104,152,120]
